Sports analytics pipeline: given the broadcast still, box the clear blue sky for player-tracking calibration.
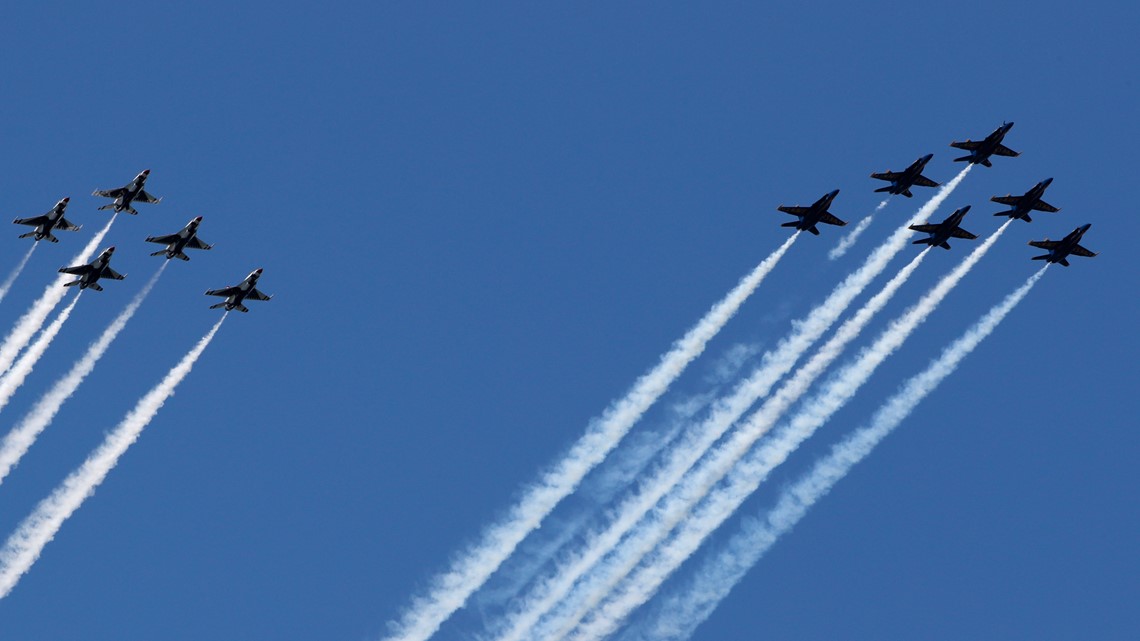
[1,2,1136,639]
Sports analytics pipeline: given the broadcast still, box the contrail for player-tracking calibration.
[0,315,225,599]
[381,234,798,641]
[568,219,1014,641]
[502,165,971,641]
[0,293,82,417]
[628,266,1049,641]
[0,216,116,378]
[492,247,932,641]
[0,245,38,305]
[829,199,890,260]
[0,264,167,486]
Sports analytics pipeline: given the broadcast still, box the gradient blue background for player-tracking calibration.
[0,3,1136,639]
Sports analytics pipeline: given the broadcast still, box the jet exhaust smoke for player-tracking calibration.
[828,199,890,260]
[0,314,225,599]
[628,266,1049,641]
[0,264,167,486]
[0,245,38,305]
[567,219,1012,641]
[0,215,117,378]
[0,293,83,418]
[381,234,798,641]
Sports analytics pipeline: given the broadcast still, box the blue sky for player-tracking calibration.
[1,2,1136,639]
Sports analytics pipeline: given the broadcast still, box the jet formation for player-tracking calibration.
[9,170,271,310]
[770,122,1097,267]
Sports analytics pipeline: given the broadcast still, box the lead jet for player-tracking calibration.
[950,122,1019,167]
[777,189,847,236]
[13,197,81,243]
[870,154,940,197]
[58,246,125,291]
[205,268,271,312]
[1028,224,1098,266]
[92,169,161,215]
[145,216,213,261]
[908,205,978,250]
[991,178,1060,222]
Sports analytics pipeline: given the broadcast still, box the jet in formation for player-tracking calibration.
[991,178,1060,222]
[13,197,81,243]
[870,154,940,197]
[908,205,978,250]
[145,216,213,261]
[205,268,271,313]
[92,169,161,215]
[777,189,847,236]
[1029,224,1098,266]
[58,247,125,291]
[950,122,1019,167]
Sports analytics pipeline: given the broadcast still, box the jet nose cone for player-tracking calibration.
[108,246,115,253]
[142,169,151,175]
[193,216,203,223]
[1043,177,1054,186]
[922,154,933,162]
[255,268,263,274]
[62,197,69,203]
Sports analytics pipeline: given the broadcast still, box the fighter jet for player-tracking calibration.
[145,216,213,261]
[990,178,1060,222]
[950,122,1019,167]
[92,169,161,215]
[58,247,125,291]
[870,154,940,197]
[205,268,271,312]
[13,197,81,243]
[777,189,847,236]
[908,205,978,250]
[1028,224,1098,266]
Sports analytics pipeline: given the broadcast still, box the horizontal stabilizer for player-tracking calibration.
[902,188,913,198]
[18,231,36,239]
[149,250,167,257]
[1031,254,1049,261]
[97,203,115,211]
[63,280,80,287]
[236,303,250,313]
[873,186,892,194]
[209,302,228,309]
[88,282,103,292]
[1058,258,1070,267]
[176,252,190,261]
[807,225,820,236]
[780,221,800,228]
[939,241,951,250]
[45,233,59,243]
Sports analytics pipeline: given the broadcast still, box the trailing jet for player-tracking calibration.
[991,178,1060,222]
[950,122,1019,167]
[1029,224,1098,266]
[908,205,978,250]
[205,268,271,313]
[777,189,847,236]
[145,216,213,261]
[92,169,161,215]
[13,197,81,243]
[58,247,125,291]
[870,154,940,197]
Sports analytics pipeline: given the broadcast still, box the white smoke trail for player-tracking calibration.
[0,245,38,305]
[528,248,930,638]
[630,266,1049,641]
[0,216,116,378]
[502,166,970,641]
[0,264,167,486]
[382,234,798,641]
[0,315,225,599]
[829,199,890,261]
[0,293,83,417]
[568,219,1013,641]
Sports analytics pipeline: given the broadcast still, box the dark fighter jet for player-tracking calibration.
[58,247,125,291]
[92,169,161,215]
[1028,224,1098,266]
[13,197,81,243]
[145,216,213,261]
[870,154,940,197]
[777,189,847,236]
[950,122,1019,167]
[205,268,271,313]
[908,205,978,250]
[990,178,1060,222]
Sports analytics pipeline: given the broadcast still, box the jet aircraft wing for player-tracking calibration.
[92,187,127,198]
[1032,200,1060,213]
[13,215,50,227]
[59,265,94,275]
[100,266,126,280]
[909,223,940,234]
[817,212,847,227]
[205,286,242,297]
[990,196,1021,206]
[56,218,81,231]
[1069,245,1098,258]
[992,144,1019,157]
[912,175,939,188]
[950,140,982,150]
[145,233,180,245]
[186,236,212,250]
[950,228,978,240]
[870,171,903,181]
[777,206,811,216]
[246,288,272,301]
[134,190,162,204]
[1028,240,1060,250]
